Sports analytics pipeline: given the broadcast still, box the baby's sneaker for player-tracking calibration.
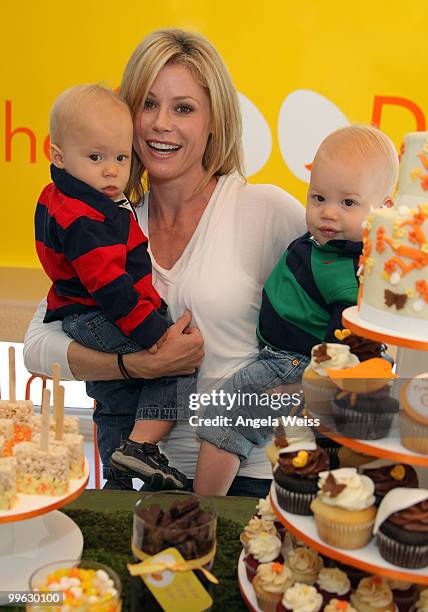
[111,440,187,490]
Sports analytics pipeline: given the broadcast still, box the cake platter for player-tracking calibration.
[270,484,428,586]
[0,460,89,592]
[305,409,428,468]
[237,549,262,612]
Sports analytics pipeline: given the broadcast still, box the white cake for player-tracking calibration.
[359,131,428,335]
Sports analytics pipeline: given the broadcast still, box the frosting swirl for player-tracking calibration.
[341,333,385,362]
[247,533,282,562]
[242,516,277,541]
[309,343,359,376]
[361,463,418,495]
[388,499,428,532]
[277,446,328,478]
[324,600,357,612]
[281,583,323,612]
[255,562,293,593]
[317,468,375,510]
[316,568,350,595]
[287,547,323,576]
[352,577,393,608]
[256,496,277,522]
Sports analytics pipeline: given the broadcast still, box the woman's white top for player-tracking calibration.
[24,174,305,478]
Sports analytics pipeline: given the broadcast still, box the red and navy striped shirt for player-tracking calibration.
[35,165,168,349]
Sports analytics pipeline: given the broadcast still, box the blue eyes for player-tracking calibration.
[143,99,193,114]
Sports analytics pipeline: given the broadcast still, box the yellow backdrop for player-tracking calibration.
[1,0,427,267]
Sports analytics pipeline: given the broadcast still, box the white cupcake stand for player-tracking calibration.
[0,461,89,597]
[238,307,428,608]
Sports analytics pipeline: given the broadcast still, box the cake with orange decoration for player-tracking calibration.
[358,131,428,336]
[350,576,395,612]
[252,561,294,612]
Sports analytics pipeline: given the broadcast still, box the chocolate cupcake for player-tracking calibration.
[332,383,398,440]
[359,460,418,506]
[316,436,341,469]
[273,441,328,515]
[374,488,428,569]
[340,332,386,362]
[244,533,283,582]
[386,580,418,612]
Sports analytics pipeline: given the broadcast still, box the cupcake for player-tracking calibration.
[330,359,398,440]
[287,546,323,585]
[244,533,283,581]
[338,447,377,469]
[413,589,428,612]
[256,494,286,540]
[359,460,418,506]
[332,561,368,589]
[240,515,278,554]
[400,376,428,455]
[324,600,358,612]
[338,331,386,363]
[310,468,377,549]
[252,562,293,612]
[386,580,418,612]
[316,437,341,469]
[374,488,428,569]
[302,343,359,415]
[350,576,395,612]
[315,567,351,605]
[277,583,323,612]
[274,441,329,515]
[266,423,315,469]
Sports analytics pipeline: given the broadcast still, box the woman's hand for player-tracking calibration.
[123,310,204,379]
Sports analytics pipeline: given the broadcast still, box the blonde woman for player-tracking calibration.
[25,29,305,493]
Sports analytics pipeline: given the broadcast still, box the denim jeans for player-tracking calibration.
[197,346,309,460]
[63,311,196,480]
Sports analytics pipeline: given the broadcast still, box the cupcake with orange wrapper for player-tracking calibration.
[302,343,360,415]
[244,532,283,582]
[359,460,418,506]
[240,515,279,554]
[310,468,377,549]
[329,358,398,440]
[399,374,428,455]
[274,440,329,515]
[315,567,351,606]
[277,583,323,612]
[29,560,121,612]
[324,600,358,612]
[350,576,395,612]
[252,561,293,612]
[373,488,428,569]
[286,546,323,585]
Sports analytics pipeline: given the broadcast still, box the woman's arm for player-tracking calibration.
[24,302,204,381]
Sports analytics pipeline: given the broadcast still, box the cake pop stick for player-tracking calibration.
[55,385,65,441]
[52,362,61,425]
[8,347,16,402]
[40,388,51,452]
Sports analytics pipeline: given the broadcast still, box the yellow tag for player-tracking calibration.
[140,547,213,612]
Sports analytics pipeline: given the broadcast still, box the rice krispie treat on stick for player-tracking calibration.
[15,389,69,495]
[0,457,18,509]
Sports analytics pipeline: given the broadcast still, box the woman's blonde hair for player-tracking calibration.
[120,29,244,203]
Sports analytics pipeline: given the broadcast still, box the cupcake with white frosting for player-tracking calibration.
[277,583,323,612]
[412,589,428,612]
[325,600,358,612]
[240,515,278,554]
[244,532,283,582]
[252,562,293,612]
[302,343,359,415]
[350,576,395,612]
[310,468,377,549]
[315,567,351,605]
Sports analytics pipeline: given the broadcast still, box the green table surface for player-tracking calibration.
[62,490,256,612]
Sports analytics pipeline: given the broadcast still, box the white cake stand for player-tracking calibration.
[0,460,89,593]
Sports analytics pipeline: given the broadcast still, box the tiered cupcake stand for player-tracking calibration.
[238,305,428,610]
[0,461,89,596]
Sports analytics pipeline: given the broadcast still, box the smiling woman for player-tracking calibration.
[24,29,306,495]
